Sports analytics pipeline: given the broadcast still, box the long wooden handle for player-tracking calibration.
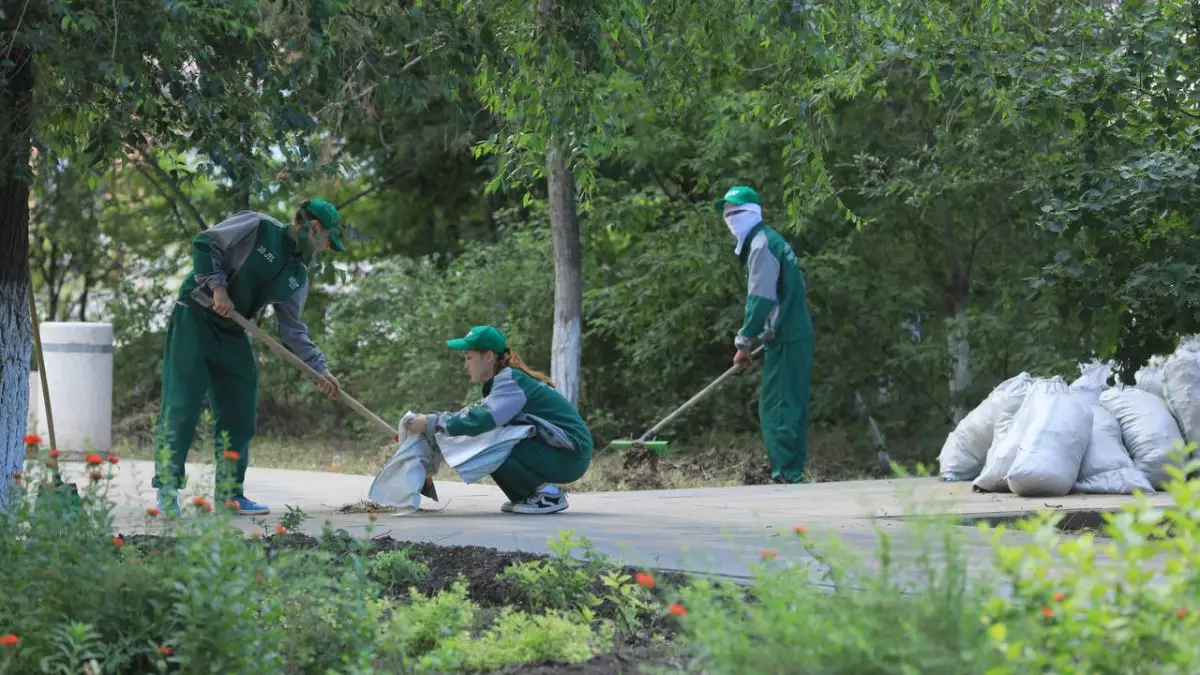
[191,291,397,437]
[639,344,765,442]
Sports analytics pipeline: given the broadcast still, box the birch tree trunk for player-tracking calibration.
[546,139,582,406]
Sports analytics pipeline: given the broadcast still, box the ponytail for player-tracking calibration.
[496,348,555,387]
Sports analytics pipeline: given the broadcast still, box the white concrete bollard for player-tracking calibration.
[36,322,114,454]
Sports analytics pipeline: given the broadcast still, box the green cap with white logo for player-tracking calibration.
[302,198,346,252]
[713,185,762,213]
[446,325,508,354]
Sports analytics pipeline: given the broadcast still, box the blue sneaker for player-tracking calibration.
[156,489,180,517]
[228,495,270,516]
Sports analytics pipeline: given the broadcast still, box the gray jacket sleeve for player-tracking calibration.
[273,282,330,374]
[735,232,780,350]
[192,211,262,290]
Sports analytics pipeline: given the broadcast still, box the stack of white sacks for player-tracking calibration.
[937,337,1200,497]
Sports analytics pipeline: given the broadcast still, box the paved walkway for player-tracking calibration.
[67,460,1171,585]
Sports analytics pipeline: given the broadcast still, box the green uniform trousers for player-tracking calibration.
[490,437,592,503]
[152,304,257,500]
[760,338,813,483]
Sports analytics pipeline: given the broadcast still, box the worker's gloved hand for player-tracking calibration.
[733,347,753,371]
[317,371,341,399]
[212,286,234,317]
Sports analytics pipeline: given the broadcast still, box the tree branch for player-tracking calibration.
[131,155,208,232]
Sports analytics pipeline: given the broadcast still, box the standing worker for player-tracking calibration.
[152,199,347,516]
[714,185,815,484]
[403,325,593,514]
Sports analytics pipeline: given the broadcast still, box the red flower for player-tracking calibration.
[1052,591,1065,602]
[668,603,687,617]
[1041,606,1054,618]
[0,634,18,646]
[112,536,125,548]
[636,572,655,589]
[22,434,41,445]
[108,455,119,465]
[158,645,172,656]
[276,525,289,536]
[147,507,162,517]
[1178,608,1188,619]
[225,500,240,511]
[85,453,102,466]
[760,549,777,560]
[191,496,213,512]
[222,450,240,461]
[89,470,104,482]
[48,449,60,458]
[793,524,807,535]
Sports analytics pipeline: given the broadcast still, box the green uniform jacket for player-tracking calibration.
[735,222,814,348]
[176,211,330,373]
[431,367,594,456]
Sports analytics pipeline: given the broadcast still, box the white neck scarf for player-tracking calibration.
[724,203,762,254]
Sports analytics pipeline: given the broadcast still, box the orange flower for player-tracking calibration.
[158,645,172,656]
[636,572,655,589]
[108,455,119,465]
[222,450,240,461]
[85,453,103,466]
[0,634,18,646]
[668,602,687,617]
[793,525,807,535]
[112,536,125,548]
[48,449,60,458]
[761,549,777,560]
[225,500,240,511]
[276,525,289,536]
[147,507,162,517]
[191,496,213,512]
[1053,591,1065,602]
[1041,606,1054,618]
[1178,608,1188,619]
[22,434,41,445]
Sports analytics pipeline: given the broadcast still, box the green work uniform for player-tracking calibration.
[153,211,329,499]
[431,367,594,503]
[736,222,815,483]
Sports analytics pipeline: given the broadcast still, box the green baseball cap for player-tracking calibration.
[446,325,507,354]
[302,198,346,252]
[712,185,762,213]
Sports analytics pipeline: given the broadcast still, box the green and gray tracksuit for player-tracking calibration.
[431,367,593,502]
[153,211,327,498]
[737,222,815,483]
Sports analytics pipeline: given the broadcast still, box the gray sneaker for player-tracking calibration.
[511,490,569,514]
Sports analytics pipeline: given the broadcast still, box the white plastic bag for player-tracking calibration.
[1162,341,1200,444]
[1135,355,1167,400]
[1070,361,1112,406]
[937,373,1031,481]
[974,377,1063,493]
[1073,405,1154,495]
[1005,387,1093,497]
[1100,387,1187,489]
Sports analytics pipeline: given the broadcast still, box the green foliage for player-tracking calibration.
[369,548,431,590]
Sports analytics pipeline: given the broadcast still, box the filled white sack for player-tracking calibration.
[974,377,1064,493]
[1073,405,1154,495]
[1135,355,1167,400]
[1070,361,1112,406]
[1162,338,1200,445]
[938,372,1031,481]
[1005,386,1093,497]
[1100,387,1187,489]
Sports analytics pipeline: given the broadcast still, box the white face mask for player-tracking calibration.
[723,204,762,253]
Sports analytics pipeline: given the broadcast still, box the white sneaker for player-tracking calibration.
[500,501,514,513]
[510,490,569,514]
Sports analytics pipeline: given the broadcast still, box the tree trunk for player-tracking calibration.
[547,139,582,406]
[0,42,36,507]
[942,210,972,423]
